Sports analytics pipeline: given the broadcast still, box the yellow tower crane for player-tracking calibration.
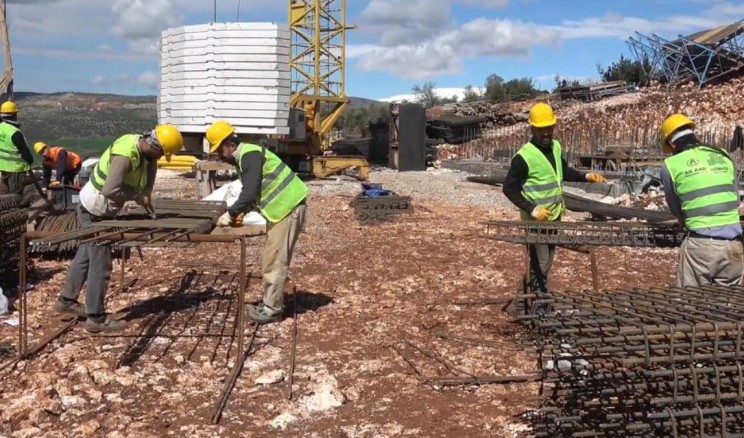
[284,0,369,180]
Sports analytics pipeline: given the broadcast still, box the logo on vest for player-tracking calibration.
[686,158,699,167]
[707,153,727,166]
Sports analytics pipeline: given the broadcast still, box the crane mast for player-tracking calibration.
[289,0,351,154]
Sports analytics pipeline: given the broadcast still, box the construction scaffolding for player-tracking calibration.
[627,19,744,88]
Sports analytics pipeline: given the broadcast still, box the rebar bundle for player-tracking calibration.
[519,286,744,437]
[0,195,27,289]
[31,210,79,257]
[486,220,685,248]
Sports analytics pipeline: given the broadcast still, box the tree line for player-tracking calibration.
[335,53,651,133]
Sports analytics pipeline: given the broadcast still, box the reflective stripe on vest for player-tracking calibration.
[664,145,740,230]
[515,141,565,221]
[0,122,29,172]
[90,135,147,192]
[236,143,308,223]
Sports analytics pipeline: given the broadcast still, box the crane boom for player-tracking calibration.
[0,0,13,99]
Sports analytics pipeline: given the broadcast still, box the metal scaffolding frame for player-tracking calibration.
[627,19,744,88]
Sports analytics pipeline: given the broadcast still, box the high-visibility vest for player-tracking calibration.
[90,135,148,192]
[236,143,308,223]
[665,145,740,230]
[43,146,82,170]
[515,141,565,221]
[0,122,29,172]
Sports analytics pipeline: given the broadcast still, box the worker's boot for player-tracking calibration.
[85,316,127,333]
[53,297,86,318]
[247,303,282,325]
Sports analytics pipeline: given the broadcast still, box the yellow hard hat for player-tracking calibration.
[528,102,556,128]
[206,120,235,153]
[33,141,47,154]
[1,100,17,116]
[154,124,183,158]
[660,113,695,143]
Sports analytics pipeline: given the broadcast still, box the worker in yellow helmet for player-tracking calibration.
[206,120,308,324]
[54,125,183,333]
[503,102,606,315]
[33,142,82,188]
[0,101,33,195]
[659,113,743,287]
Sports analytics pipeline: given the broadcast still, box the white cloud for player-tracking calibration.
[359,0,452,46]
[454,0,509,8]
[121,71,159,90]
[93,75,107,85]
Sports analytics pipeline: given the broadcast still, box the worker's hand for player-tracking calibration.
[531,206,551,221]
[585,172,606,183]
[134,193,151,207]
[48,181,62,189]
[217,212,232,227]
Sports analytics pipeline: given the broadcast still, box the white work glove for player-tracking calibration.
[217,212,232,227]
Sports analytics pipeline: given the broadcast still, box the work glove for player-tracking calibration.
[585,172,606,183]
[134,193,151,207]
[48,181,62,189]
[530,206,551,221]
[217,212,244,227]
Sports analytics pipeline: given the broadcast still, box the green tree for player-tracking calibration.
[485,74,542,103]
[462,85,480,102]
[411,81,440,108]
[597,54,651,84]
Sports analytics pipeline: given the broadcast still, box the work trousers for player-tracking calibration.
[262,202,307,313]
[528,243,556,293]
[60,205,113,318]
[43,163,81,187]
[0,171,25,195]
[676,236,743,288]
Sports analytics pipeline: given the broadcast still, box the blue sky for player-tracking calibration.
[7,0,744,100]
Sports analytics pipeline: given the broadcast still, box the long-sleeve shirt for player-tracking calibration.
[503,140,588,214]
[228,151,263,217]
[80,148,157,218]
[660,163,742,238]
[42,148,69,186]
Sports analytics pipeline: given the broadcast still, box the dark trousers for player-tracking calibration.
[528,243,556,293]
[0,171,26,195]
[43,163,81,187]
[60,205,112,319]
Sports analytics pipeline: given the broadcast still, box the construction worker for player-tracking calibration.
[503,102,606,312]
[53,125,183,332]
[0,101,33,195]
[34,142,82,188]
[206,120,308,325]
[660,114,743,287]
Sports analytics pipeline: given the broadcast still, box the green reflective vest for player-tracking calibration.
[236,143,308,223]
[90,135,148,192]
[665,145,739,230]
[0,122,29,172]
[516,141,565,221]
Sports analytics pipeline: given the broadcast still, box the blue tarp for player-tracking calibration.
[360,183,392,198]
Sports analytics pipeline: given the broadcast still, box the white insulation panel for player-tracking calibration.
[158,22,291,135]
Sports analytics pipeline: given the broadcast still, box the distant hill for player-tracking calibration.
[6,91,383,159]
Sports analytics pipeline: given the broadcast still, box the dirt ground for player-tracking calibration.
[0,170,677,438]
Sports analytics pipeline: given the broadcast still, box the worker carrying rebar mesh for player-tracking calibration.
[503,103,605,314]
[33,141,82,188]
[659,113,743,287]
[53,125,183,332]
[0,101,33,195]
[206,120,308,325]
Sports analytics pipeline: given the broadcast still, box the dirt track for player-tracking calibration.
[0,170,677,437]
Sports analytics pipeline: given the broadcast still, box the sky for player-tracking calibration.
[7,0,744,100]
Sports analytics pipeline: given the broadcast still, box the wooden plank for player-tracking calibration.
[161,54,286,65]
[161,109,290,119]
[161,62,290,73]
[159,93,290,103]
[195,161,235,171]
[159,86,291,96]
[160,70,291,81]
[162,23,289,38]
[159,116,289,127]
[161,101,288,111]
[167,124,290,136]
[161,78,291,88]
[210,225,265,236]
[163,45,291,57]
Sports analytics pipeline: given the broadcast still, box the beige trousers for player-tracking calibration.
[676,236,744,288]
[262,202,307,312]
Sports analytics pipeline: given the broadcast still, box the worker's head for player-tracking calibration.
[141,124,184,160]
[528,102,556,148]
[206,120,240,163]
[1,101,17,121]
[33,141,48,156]
[660,113,696,154]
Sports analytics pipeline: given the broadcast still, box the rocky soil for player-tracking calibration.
[0,169,677,438]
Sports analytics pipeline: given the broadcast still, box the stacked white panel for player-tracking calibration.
[158,22,291,135]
